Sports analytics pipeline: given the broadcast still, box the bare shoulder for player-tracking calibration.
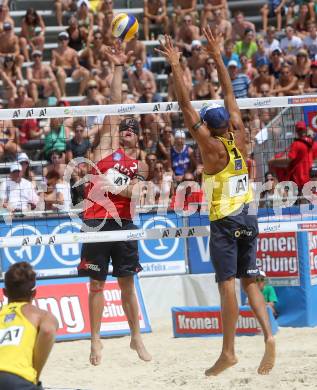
[138,160,149,179]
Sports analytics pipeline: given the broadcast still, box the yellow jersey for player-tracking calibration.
[203,133,253,221]
[0,302,37,384]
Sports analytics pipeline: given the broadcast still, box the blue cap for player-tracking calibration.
[200,105,230,129]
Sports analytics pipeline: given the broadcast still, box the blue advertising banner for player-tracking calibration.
[0,212,186,277]
[187,214,214,274]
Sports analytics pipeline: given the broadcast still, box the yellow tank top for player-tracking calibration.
[0,302,37,384]
[203,133,253,221]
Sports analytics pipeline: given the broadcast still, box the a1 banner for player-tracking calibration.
[0,276,151,340]
[171,306,278,337]
[256,232,300,286]
[308,231,317,285]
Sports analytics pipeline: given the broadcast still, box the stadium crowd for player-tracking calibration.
[0,0,317,213]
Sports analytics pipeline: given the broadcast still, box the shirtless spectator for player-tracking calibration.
[292,49,311,91]
[55,0,77,26]
[303,22,317,59]
[43,150,67,177]
[80,30,107,71]
[76,0,94,44]
[97,0,114,45]
[187,40,208,71]
[27,50,61,104]
[205,58,221,96]
[121,83,136,104]
[250,64,275,97]
[293,3,312,37]
[172,0,197,34]
[9,85,34,109]
[81,79,107,105]
[0,3,14,33]
[264,26,281,55]
[0,22,23,65]
[0,55,23,104]
[42,169,71,212]
[51,31,90,96]
[168,56,192,101]
[0,106,20,160]
[19,8,46,62]
[304,60,317,93]
[192,67,217,100]
[201,0,228,29]
[175,14,200,55]
[93,60,113,99]
[231,10,255,42]
[138,82,162,103]
[208,9,232,43]
[156,126,174,169]
[125,34,146,66]
[273,63,300,96]
[143,0,168,41]
[128,58,156,98]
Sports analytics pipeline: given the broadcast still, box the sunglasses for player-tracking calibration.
[88,85,98,89]
[94,36,102,40]
[256,277,265,282]
[59,37,69,41]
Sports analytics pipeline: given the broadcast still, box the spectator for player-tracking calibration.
[231,10,255,42]
[121,82,136,104]
[145,152,158,180]
[66,118,91,161]
[293,3,311,36]
[9,85,33,109]
[139,128,157,155]
[0,120,20,161]
[143,0,168,41]
[55,0,77,26]
[280,24,303,58]
[157,126,174,169]
[81,79,107,105]
[128,58,157,98]
[168,56,193,100]
[42,169,72,212]
[192,67,217,100]
[187,40,208,71]
[66,15,86,52]
[234,28,258,60]
[93,60,113,99]
[27,50,61,104]
[292,48,311,91]
[17,152,36,184]
[170,171,204,212]
[0,22,22,65]
[19,8,46,62]
[269,48,284,80]
[0,163,38,213]
[0,3,14,33]
[97,0,114,45]
[260,0,287,33]
[304,60,317,92]
[264,26,281,55]
[222,39,241,68]
[252,35,270,68]
[138,82,163,103]
[250,64,275,97]
[202,0,228,27]
[259,172,279,208]
[209,9,232,43]
[51,31,90,96]
[44,118,67,158]
[0,55,23,103]
[152,160,173,204]
[205,58,220,95]
[256,271,278,318]
[171,129,195,183]
[258,82,273,97]
[239,53,257,81]
[227,60,251,98]
[125,34,146,66]
[81,30,108,71]
[175,14,200,55]
[76,0,94,44]
[44,149,67,177]
[172,0,197,34]
[303,22,317,59]
[273,63,300,95]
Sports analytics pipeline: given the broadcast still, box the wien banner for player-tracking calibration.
[0,276,151,340]
[308,231,317,285]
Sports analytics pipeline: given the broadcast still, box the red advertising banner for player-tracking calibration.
[172,306,278,337]
[307,110,317,132]
[0,277,151,340]
[256,232,300,286]
[308,231,317,285]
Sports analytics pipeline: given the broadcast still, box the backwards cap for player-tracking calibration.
[200,103,230,129]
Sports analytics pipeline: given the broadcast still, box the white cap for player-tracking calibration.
[10,163,22,173]
[175,129,186,139]
[58,31,69,39]
[17,152,30,163]
[191,40,202,49]
[77,0,90,8]
[228,60,238,68]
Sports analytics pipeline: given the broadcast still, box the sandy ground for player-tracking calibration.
[42,320,317,390]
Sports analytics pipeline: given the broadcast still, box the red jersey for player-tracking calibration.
[84,149,138,220]
[288,137,314,188]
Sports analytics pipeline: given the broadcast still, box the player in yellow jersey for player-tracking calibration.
[0,262,58,390]
[156,28,275,376]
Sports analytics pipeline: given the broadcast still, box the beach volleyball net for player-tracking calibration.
[0,96,317,274]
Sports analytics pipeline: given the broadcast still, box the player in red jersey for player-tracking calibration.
[77,42,151,365]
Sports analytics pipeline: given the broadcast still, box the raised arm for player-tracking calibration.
[155,36,211,148]
[203,26,244,130]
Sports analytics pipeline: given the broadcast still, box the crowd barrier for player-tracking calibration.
[0,210,316,328]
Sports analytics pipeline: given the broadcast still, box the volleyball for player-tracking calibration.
[111,13,139,42]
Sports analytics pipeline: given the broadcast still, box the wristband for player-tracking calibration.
[115,64,124,67]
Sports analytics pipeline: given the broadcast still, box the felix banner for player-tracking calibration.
[0,276,151,340]
[256,232,300,286]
